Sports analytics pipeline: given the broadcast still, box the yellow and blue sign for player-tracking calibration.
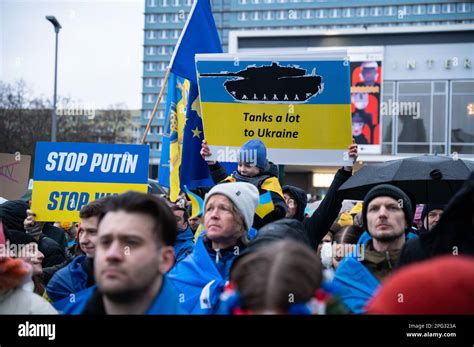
[196,53,353,166]
[32,142,149,221]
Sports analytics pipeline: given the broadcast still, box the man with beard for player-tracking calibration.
[60,192,186,314]
[332,184,414,313]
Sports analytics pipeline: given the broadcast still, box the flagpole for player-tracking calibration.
[140,67,171,144]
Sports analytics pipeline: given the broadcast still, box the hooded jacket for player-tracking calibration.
[396,172,474,268]
[45,255,94,302]
[174,227,195,264]
[282,185,307,222]
[56,275,186,314]
[167,234,244,314]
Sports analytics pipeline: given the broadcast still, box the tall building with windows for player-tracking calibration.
[141,0,474,186]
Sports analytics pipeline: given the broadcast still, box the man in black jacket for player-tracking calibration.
[282,141,358,250]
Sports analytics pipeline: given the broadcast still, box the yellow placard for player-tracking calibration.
[31,181,147,222]
[202,103,351,150]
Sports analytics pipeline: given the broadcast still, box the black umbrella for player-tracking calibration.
[338,155,474,203]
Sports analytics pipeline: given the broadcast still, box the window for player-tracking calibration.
[330,8,340,18]
[442,4,455,14]
[303,9,312,19]
[370,7,382,17]
[356,7,367,17]
[159,110,164,119]
[148,0,156,7]
[427,4,441,14]
[239,0,247,3]
[160,62,167,71]
[159,46,167,55]
[457,2,471,13]
[146,63,154,71]
[252,11,259,20]
[238,12,247,21]
[173,29,180,38]
[185,0,192,5]
[265,11,273,20]
[172,13,179,22]
[342,8,353,18]
[147,14,156,23]
[145,110,152,119]
[145,78,154,87]
[159,126,163,135]
[413,5,426,15]
[162,0,168,5]
[160,14,168,23]
[147,46,155,55]
[384,6,395,16]
[160,30,167,39]
[147,30,155,39]
[450,81,474,155]
[158,142,162,151]
[173,0,180,6]
[277,10,286,20]
[146,94,154,103]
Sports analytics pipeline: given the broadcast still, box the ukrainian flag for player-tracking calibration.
[184,185,204,218]
[162,0,235,199]
[255,191,274,219]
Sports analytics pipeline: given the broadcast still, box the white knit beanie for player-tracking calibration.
[204,182,259,230]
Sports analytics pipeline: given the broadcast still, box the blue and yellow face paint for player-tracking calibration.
[32,142,149,221]
[196,55,353,166]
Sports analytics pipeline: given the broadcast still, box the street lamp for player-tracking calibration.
[46,16,61,142]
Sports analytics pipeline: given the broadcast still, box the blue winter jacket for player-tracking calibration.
[174,227,195,263]
[56,275,187,314]
[46,255,91,302]
[167,234,241,314]
[333,231,418,314]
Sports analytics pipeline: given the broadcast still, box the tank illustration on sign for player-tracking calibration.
[200,62,323,103]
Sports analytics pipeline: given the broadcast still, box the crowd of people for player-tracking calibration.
[0,138,473,315]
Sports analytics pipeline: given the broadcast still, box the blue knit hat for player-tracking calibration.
[239,139,268,171]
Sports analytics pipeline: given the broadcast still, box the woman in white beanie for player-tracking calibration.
[168,182,259,314]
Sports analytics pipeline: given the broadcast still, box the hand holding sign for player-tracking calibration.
[200,140,216,165]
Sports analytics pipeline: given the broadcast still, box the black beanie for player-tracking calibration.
[362,184,414,232]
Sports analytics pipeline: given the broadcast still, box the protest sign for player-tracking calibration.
[0,153,31,200]
[349,47,384,154]
[31,142,149,221]
[196,52,353,166]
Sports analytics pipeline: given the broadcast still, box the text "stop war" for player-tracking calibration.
[45,152,139,173]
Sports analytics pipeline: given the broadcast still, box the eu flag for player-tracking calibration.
[168,0,235,196]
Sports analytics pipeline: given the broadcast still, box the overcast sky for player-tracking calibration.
[1,0,144,110]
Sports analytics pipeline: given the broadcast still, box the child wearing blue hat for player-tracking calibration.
[201,138,287,230]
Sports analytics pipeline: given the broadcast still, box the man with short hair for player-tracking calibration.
[61,192,186,314]
[46,198,107,302]
[333,184,414,313]
[171,205,195,263]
